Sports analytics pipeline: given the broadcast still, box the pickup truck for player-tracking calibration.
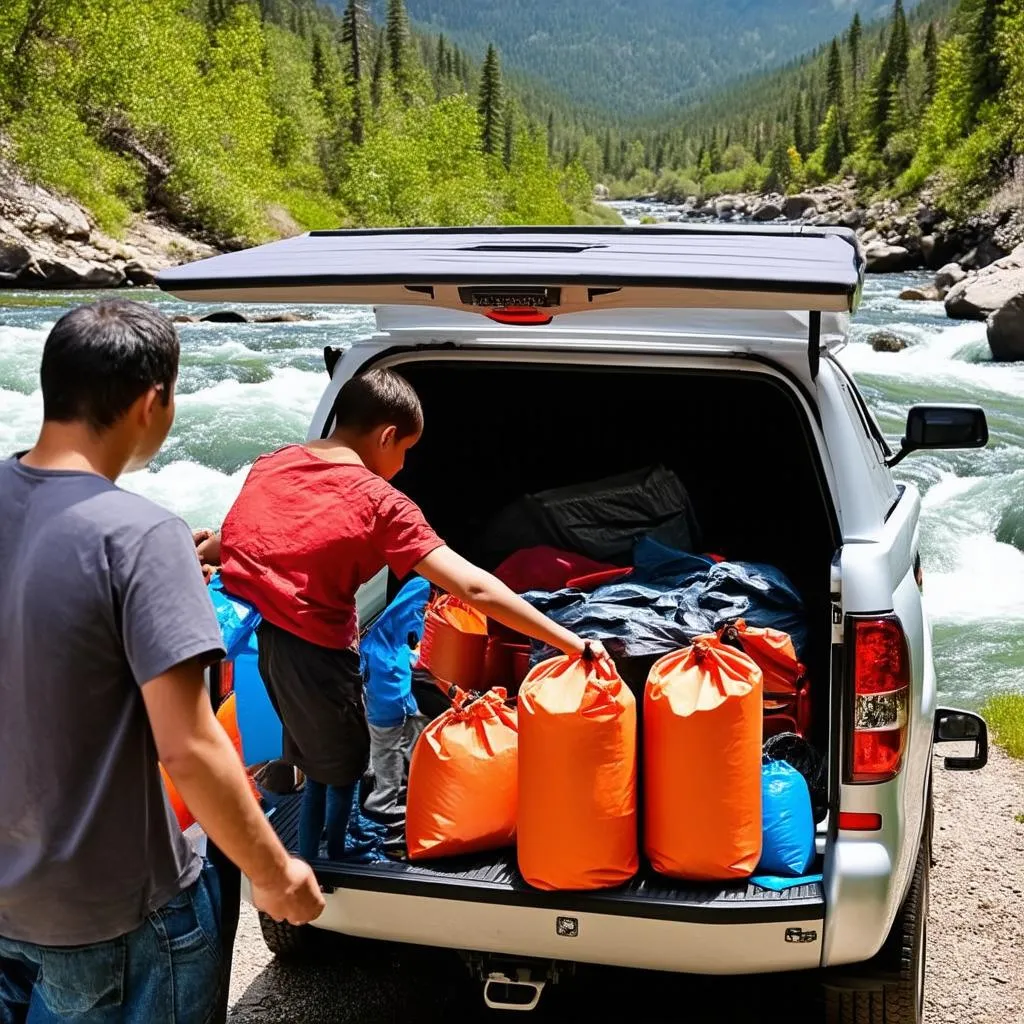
[159,224,990,1023]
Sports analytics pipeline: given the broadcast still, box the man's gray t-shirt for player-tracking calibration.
[0,456,225,945]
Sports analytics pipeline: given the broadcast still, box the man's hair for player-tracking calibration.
[40,299,179,431]
[332,368,423,439]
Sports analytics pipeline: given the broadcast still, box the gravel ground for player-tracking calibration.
[228,748,1024,1023]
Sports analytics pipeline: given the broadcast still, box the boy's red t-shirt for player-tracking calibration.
[219,445,444,650]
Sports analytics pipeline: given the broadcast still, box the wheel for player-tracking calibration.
[823,838,929,1024]
[258,911,318,959]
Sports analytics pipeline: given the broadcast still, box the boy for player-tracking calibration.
[210,368,605,861]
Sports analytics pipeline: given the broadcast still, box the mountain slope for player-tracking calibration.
[385,0,921,114]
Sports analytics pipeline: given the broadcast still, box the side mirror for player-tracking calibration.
[933,707,988,771]
[887,404,988,468]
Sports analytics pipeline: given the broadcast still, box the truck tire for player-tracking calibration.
[824,839,929,1024]
[258,911,318,959]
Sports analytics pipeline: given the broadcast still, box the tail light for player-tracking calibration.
[848,616,910,783]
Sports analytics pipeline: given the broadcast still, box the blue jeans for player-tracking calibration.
[0,860,221,1024]
[299,779,354,861]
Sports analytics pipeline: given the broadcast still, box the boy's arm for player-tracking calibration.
[414,546,607,661]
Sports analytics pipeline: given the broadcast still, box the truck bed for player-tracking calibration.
[266,793,824,925]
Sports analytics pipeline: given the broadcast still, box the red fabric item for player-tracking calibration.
[494,546,621,594]
[565,566,634,591]
[220,445,444,650]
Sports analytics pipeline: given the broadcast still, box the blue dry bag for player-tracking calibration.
[757,759,816,877]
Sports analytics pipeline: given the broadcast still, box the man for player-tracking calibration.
[0,300,323,1024]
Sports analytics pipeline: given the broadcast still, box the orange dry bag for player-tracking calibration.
[161,692,260,832]
[418,594,489,691]
[719,620,811,738]
[644,636,763,881]
[406,688,519,860]
[518,653,638,891]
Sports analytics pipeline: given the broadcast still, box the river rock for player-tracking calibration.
[960,237,1007,272]
[870,331,909,353]
[935,262,967,294]
[593,183,610,200]
[900,286,940,302]
[22,255,125,288]
[0,240,31,278]
[783,195,818,220]
[124,259,158,286]
[172,314,199,323]
[200,310,249,323]
[839,209,862,229]
[945,245,1024,320]
[986,294,1024,362]
[751,202,782,222]
[714,197,736,217]
[865,242,914,274]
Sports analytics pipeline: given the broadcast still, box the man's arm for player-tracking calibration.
[414,546,607,661]
[143,659,324,925]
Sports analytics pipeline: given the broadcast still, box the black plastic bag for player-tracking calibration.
[477,465,702,568]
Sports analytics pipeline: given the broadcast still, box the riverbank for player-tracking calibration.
[0,152,217,289]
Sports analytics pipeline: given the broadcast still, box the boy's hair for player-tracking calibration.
[332,368,423,439]
[40,299,179,431]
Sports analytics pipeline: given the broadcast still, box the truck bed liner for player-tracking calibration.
[266,793,824,925]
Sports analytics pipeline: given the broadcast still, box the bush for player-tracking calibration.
[935,115,1013,218]
[981,694,1024,760]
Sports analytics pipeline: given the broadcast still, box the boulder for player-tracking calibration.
[124,260,158,286]
[934,262,967,294]
[960,237,1007,271]
[945,247,1024,320]
[714,197,736,217]
[900,287,940,302]
[200,310,249,323]
[783,194,818,220]
[593,183,610,200]
[865,242,914,274]
[752,203,783,222]
[986,294,1024,362]
[254,311,306,323]
[839,209,862,229]
[0,240,31,278]
[171,314,199,324]
[870,331,909,353]
[21,255,124,288]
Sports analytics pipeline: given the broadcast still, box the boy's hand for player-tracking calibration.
[580,639,613,667]
[193,529,222,582]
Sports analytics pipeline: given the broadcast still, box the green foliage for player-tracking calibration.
[923,22,940,100]
[981,694,1024,759]
[809,105,846,177]
[478,43,502,157]
[0,0,590,244]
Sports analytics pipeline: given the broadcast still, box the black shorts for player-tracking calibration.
[256,621,370,787]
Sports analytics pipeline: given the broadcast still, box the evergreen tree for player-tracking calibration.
[793,93,807,157]
[963,0,1005,119]
[848,12,863,93]
[826,38,844,118]
[478,43,503,157]
[503,102,516,170]
[818,105,845,175]
[435,33,447,78]
[923,22,939,103]
[370,28,386,108]
[311,33,327,94]
[602,127,612,172]
[386,0,411,100]
[869,0,911,149]
[341,0,366,144]
[549,111,558,157]
[762,134,791,192]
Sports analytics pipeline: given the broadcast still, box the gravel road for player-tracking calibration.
[228,748,1024,1023]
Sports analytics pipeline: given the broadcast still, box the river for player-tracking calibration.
[1,228,1022,708]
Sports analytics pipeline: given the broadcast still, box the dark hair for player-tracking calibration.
[332,368,423,439]
[40,299,179,431]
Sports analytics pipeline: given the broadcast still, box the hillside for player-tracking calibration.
[0,0,615,269]
[379,0,925,115]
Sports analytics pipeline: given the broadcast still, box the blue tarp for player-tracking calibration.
[207,574,262,660]
[523,536,807,662]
